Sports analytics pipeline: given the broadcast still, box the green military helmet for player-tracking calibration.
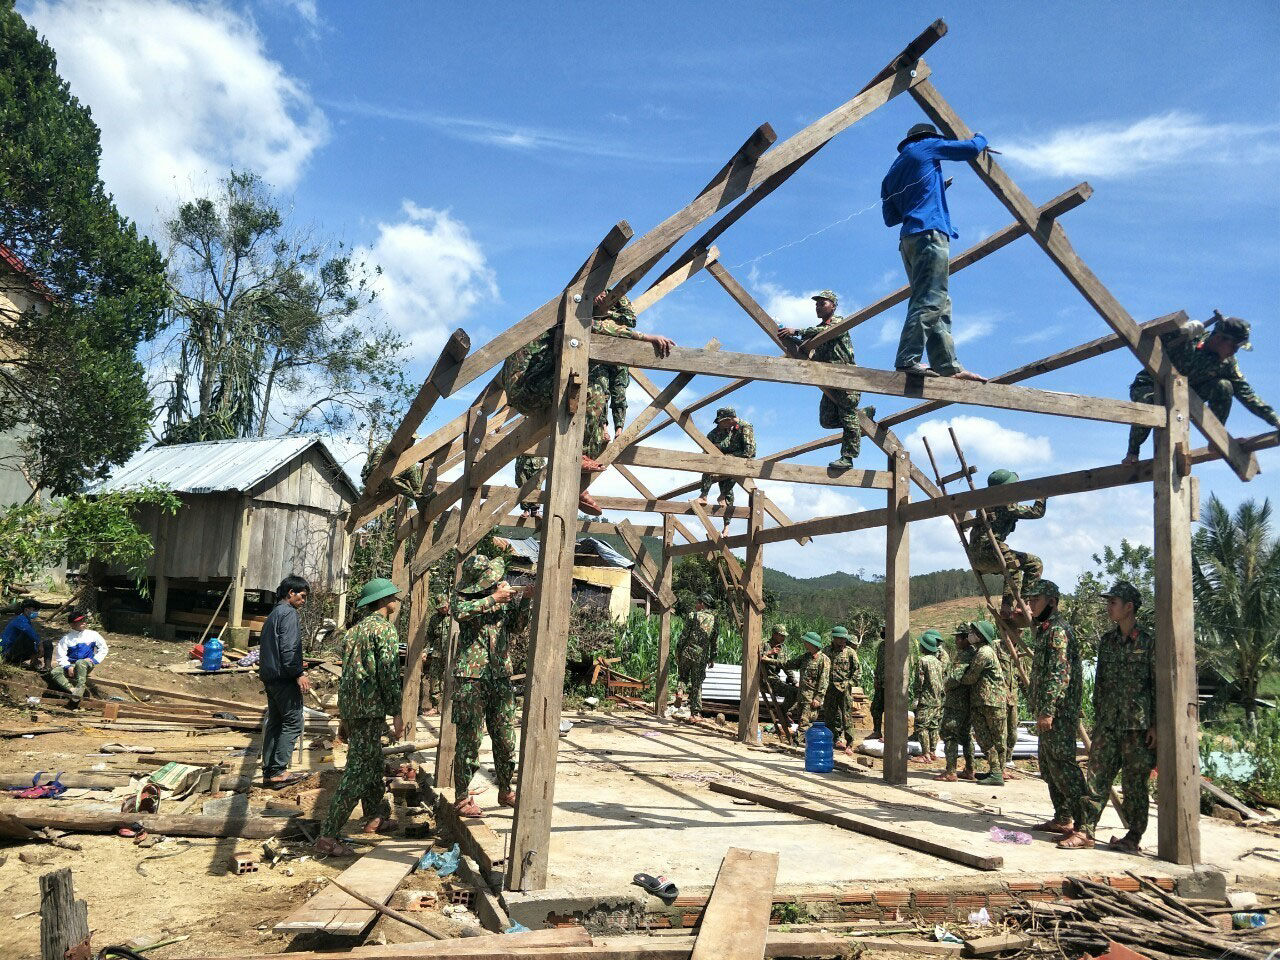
[802,631,823,649]
[830,625,850,643]
[1214,314,1252,350]
[969,620,997,645]
[1023,579,1059,602]
[459,555,506,594]
[918,629,942,653]
[356,577,401,608]
[811,289,839,307]
[770,624,789,638]
[714,407,738,422]
[1101,579,1142,609]
[987,468,1019,486]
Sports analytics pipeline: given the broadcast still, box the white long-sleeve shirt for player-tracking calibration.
[55,628,108,668]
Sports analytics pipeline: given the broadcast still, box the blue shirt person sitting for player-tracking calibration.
[1,598,47,668]
[881,122,991,382]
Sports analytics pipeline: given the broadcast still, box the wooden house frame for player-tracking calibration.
[346,20,1278,891]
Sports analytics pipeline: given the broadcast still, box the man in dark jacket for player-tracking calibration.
[258,575,310,787]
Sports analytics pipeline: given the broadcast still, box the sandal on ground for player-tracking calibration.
[1106,835,1141,853]
[933,772,958,782]
[632,873,679,901]
[314,836,356,857]
[454,797,484,818]
[361,816,399,834]
[1032,820,1074,835]
[497,790,517,808]
[1057,831,1095,849]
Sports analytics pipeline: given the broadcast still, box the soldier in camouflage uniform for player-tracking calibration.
[959,621,1007,786]
[1065,580,1157,851]
[793,632,831,730]
[823,626,860,752]
[913,630,945,762]
[697,408,756,528]
[869,632,885,739]
[514,454,547,518]
[937,622,977,781]
[501,291,675,514]
[994,625,1023,772]
[598,294,638,434]
[317,578,404,856]
[1022,580,1089,838]
[969,469,1045,608]
[1125,314,1278,463]
[760,625,799,722]
[677,594,719,722]
[450,554,532,817]
[420,590,450,715]
[778,290,865,470]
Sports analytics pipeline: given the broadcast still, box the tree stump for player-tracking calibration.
[40,868,89,960]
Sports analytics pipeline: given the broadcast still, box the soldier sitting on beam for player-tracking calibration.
[695,406,756,532]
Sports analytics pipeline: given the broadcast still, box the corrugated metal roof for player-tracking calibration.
[504,536,634,569]
[90,435,357,498]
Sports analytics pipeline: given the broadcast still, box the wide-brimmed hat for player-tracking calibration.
[969,620,997,645]
[918,629,942,653]
[459,555,506,595]
[987,469,1018,486]
[811,289,839,307]
[802,631,823,648]
[1102,579,1142,609]
[830,625,850,643]
[357,578,401,608]
[898,122,941,151]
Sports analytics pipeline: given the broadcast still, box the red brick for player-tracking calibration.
[840,891,875,904]
[1007,881,1044,892]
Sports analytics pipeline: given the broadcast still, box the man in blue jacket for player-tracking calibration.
[49,609,108,700]
[881,123,991,382]
[258,575,311,787]
[1,598,44,667]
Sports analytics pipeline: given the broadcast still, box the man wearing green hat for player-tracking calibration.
[958,621,1007,786]
[824,626,860,752]
[1065,580,1156,852]
[913,630,945,762]
[677,594,719,722]
[938,622,978,782]
[794,631,831,730]
[1024,580,1088,839]
[778,290,865,471]
[969,469,1046,610]
[760,625,799,721]
[450,553,532,817]
[1123,312,1278,464]
[316,577,405,855]
[697,408,756,530]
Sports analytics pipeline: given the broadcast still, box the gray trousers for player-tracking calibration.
[262,679,304,779]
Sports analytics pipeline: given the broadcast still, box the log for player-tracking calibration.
[1,803,284,839]
[40,868,90,960]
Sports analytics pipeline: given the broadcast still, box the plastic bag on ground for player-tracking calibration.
[989,826,1032,844]
[417,842,461,877]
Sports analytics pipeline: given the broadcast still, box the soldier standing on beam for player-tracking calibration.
[596,294,639,437]
[696,407,756,533]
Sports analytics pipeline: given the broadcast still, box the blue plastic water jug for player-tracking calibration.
[201,636,224,672]
[805,721,834,773]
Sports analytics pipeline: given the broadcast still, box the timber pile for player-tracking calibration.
[1007,874,1277,960]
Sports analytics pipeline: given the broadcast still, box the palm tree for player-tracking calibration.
[1192,496,1280,729]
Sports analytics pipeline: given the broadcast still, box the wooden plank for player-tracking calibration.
[1153,374,1200,864]
[669,507,889,556]
[399,564,431,731]
[614,444,894,490]
[501,515,663,538]
[883,451,910,785]
[630,246,720,314]
[656,516,674,714]
[90,677,264,713]
[737,492,765,743]
[690,847,778,960]
[910,75,1257,483]
[430,483,749,519]
[687,499,758,611]
[228,497,252,628]
[635,379,753,446]
[590,362,707,475]
[1201,777,1263,820]
[963,933,1033,957]
[707,781,1003,870]
[274,841,429,933]
[879,311,1188,428]
[186,929,590,960]
[1,804,284,839]
[590,338,1165,428]
[805,184,1092,348]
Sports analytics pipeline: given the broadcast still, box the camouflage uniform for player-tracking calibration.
[869,640,885,736]
[797,291,861,463]
[450,557,531,801]
[823,639,860,745]
[913,650,945,754]
[677,608,719,714]
[514,454,547,514]
[599,295,637,433]
[959,635,1006,775]
[501,313,646,459]
[699,412,756,508]
[1028,610,1088,828]
[1127,322,1279,459]
[422,591,451,711]
[941,642,976,773]
[995,637,1022,756]
[969,499,1046,602]
[761,642,800,719]
[1081,619,1156,840]
[321,612,402,837]
[793,647,831,729]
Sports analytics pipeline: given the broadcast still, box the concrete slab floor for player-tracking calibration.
[425,708,1280,898]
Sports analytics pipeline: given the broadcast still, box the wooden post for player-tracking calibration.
[507,290,597,892]
[228,496,253,629]
[399,571,430,733]
[1153,373,1200,863]
[737,490,765,742]
[656,515,674,716]
[883,450,911,785]
[335,528,352,628]
[40,868,89,960]
[149,513,169,627]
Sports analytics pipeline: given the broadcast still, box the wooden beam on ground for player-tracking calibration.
[591,339,1165,428]
[614,444,894,489]
[656,516,675,715]
[805,184,1092,349]
[0,804,283,839]
[737,492,765,743]
[1153,374,1200,864]
[910,74,1257,482]
[708,781,1003,870]
[90,677,263,713]
[879,311,1188,429]
[690,847,779,960]
[883,451,911,785]
[275,841,428,934]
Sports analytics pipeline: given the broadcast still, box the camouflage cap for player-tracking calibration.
[969,620,997,645]
[714,407,738,421]
[1102,579,1142,609]
[952,620,969,636]
[802,631,823,648]
[918,629,942,653]
[459,555,506,594]
[770,624,789,638]
[608,294,638,327]
[987,469,1019,486]
[1022,579,1060,601]
[1215,315,1252,350]
[811,289,839,307]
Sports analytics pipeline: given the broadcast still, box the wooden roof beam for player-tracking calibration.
[613,444,894,489]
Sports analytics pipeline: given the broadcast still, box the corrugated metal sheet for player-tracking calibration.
[89,435,357,498]
[503,536,634,569]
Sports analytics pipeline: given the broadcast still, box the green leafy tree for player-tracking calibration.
[1192,495,1280,729]
[0,4,168,493]
[1064,539,1155,658]
[157,171,410,444]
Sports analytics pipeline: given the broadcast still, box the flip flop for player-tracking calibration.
[117,822,147,840]
[262,772,306,790]
[633,873,679,901]
[1106,835,1141,853]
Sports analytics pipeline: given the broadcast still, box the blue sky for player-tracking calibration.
[21,0,1280,584]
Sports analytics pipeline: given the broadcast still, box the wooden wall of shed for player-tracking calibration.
[130,493,239,580]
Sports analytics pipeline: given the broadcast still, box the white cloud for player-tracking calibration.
[904,415,1052,474]
[276,0,317,27]
[952,316,996,346]
[746,271,831,330]
[358,202,498,362]
[1001,111,1278,179]
[26,0,328,232]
